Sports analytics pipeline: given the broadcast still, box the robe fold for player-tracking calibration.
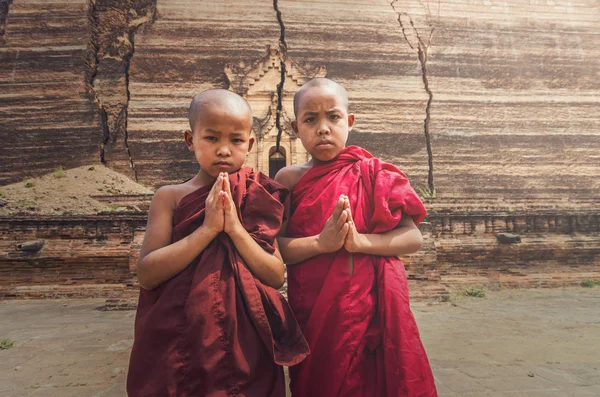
[127,168,309,397]
[287,146,438,397]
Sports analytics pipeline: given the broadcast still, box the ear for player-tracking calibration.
[184,130,194,151]
[291,120,299,136]
[247,136,255,153]
[347,114,355,132]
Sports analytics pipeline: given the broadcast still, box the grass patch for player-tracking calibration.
[53,166,66,178]
[462,285,486,298]
[581,279,599,288]
[88,165,95,171]
[0,338,14,350]
[108,204,121,211]
[24,181,34,188]
[0,190,4,198]
[416,186,436,199]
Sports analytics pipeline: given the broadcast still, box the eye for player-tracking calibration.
[330,114,341,121]
[204,136,217,141]
[304,117,315,123]
[232,138,244,144]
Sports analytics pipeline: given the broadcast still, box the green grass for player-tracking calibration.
[581,279,599,288]
[53,166,66,178]
[88,165,95,171]
[0,338,14,350]
[416,186,436,199]
[24,181,34,188]
[462,285,486,298]
[0,190,4,198]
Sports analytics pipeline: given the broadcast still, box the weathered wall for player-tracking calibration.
[1,210,598,300]
[0,0,100,184]
[1,0,598,202]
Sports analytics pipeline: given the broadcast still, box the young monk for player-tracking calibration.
[127,89,308,397]
[275,78,438,397]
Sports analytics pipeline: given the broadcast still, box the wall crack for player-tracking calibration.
[390,0,438,196]
[0,0,12,44]
[273,0,287,153]
[85,0,157,181]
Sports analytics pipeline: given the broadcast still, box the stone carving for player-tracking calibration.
[225,46,326,177]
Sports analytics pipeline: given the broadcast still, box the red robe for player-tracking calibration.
[127,168,309,397]
[287,146,437,397]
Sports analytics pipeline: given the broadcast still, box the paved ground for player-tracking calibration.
[1,287,599,397]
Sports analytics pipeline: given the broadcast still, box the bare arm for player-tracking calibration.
[136,178,224,290]
[277,196,350,265]
[344,197,423,256]
[222,175,286,289]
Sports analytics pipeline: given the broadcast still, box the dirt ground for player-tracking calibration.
[0,287,599,397]
[0,165,153,216]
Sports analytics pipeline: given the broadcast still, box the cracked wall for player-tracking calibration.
[0,0,11,43]
[390,0,437,195]
[273,0,287,152]
[86,0,157,181]
[0,0,599,203]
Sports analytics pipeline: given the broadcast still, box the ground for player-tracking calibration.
[0,287,599,397]
[0,165,153,216]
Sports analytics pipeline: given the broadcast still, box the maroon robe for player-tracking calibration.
[287,146,438,397]
[127,168,309,397]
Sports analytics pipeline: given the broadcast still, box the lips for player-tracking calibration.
[316,141,333,147]
[214,161,231,167]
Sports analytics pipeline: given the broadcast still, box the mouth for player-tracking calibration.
[316,141,333,147]
[213,161,231,168]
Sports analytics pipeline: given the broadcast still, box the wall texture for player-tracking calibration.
[1,0,598,202]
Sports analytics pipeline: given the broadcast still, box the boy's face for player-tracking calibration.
[292,85,355,162]
[185,103,254,180]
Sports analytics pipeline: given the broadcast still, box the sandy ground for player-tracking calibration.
[0,287,599,397]
[0,165,153,216]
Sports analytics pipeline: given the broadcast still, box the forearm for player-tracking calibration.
[277,235,325,265]
[351,227,423,257]
[229,227,285,289]
[138,225,218,290]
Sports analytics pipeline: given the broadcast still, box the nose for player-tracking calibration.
[216,143,232,157]
[317,121,330,136]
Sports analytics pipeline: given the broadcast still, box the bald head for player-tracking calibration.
[293,78,349,117]
[188,89,252,131]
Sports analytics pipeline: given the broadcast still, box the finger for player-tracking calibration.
[209,174,222,197]
[338,222,349,239]
[336,209,348,229]
[332,195,345,220]
[222,191,231,211]
[216,191,224,210]
[346,206,353,222]
[223,173,232,195]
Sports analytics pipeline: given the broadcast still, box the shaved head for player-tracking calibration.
[293,77,349,117]
[188,89,252,131]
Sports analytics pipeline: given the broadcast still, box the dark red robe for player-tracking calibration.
[127,168,309,397]
[286,146,437,397]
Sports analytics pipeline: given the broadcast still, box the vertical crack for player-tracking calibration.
[390,0,438,196]
[85,0,156,181]
[273,0,287,153]
[0,0,12,44]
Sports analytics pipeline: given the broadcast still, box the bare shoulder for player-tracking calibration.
[274,162,313,190]
[149,185,179,214]
[150,182,198,213]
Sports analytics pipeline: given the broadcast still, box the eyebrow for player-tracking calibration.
[301,108,343,117]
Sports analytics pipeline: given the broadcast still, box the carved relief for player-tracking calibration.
[225,46,326,177]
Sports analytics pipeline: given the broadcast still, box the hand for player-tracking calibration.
[317,195,350,253]
[342,197,367,253]
[204,174,225,235]
[221,173,244,236]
